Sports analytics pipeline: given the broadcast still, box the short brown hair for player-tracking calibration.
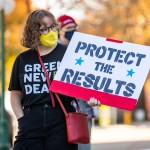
[21,10,55,49]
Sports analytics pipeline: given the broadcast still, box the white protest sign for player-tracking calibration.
[50,32,150,110]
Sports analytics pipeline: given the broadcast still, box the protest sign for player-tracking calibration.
[50,32,150,110]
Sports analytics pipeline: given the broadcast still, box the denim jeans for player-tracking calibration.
[13,103,78,150]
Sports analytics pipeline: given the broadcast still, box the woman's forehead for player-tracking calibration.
[40,16,54,27]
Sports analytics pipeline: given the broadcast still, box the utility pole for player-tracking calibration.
[0,8,9,150]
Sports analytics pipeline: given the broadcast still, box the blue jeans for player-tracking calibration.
[13,103,78,150]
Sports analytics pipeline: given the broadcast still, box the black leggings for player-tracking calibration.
[13,103,78,150]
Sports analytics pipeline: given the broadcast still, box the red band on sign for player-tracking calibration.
[106,38,123,43]
[50,80,137,111]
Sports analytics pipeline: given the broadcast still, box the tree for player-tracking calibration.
[5,0,29,88]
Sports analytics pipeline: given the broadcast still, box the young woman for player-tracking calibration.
[9,10,100,150]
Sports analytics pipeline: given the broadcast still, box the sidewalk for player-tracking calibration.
[91,122,150,144]
[91,141,150,150]
[91,122,150,150]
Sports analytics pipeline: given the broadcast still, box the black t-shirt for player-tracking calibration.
[8,43,75,107]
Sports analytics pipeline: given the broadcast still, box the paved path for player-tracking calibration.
[91,122,150,150]
[91,141,150,150]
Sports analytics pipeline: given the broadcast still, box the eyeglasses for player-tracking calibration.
[40,23,59,35]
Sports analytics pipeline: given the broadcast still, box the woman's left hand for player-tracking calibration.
[88,97,101,106]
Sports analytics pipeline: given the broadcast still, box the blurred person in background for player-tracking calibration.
[8,9,100,150]
[57,14,98,150]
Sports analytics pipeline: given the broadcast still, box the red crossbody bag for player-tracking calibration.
[37,50,89,144]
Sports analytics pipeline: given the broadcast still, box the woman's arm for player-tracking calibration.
[10,90,23,119]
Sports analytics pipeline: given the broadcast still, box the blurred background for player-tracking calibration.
[1,0,150,150]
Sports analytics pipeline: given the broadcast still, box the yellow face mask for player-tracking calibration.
[39,31,58,47]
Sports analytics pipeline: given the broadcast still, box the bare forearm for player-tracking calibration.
[10,91,23,119]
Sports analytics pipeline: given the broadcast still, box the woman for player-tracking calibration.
[8,10,100,150]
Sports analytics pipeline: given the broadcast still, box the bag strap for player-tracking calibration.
[36,50,55,108]
[36,50,69,117]
[54,93,68,117]
[74,99,80,112]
